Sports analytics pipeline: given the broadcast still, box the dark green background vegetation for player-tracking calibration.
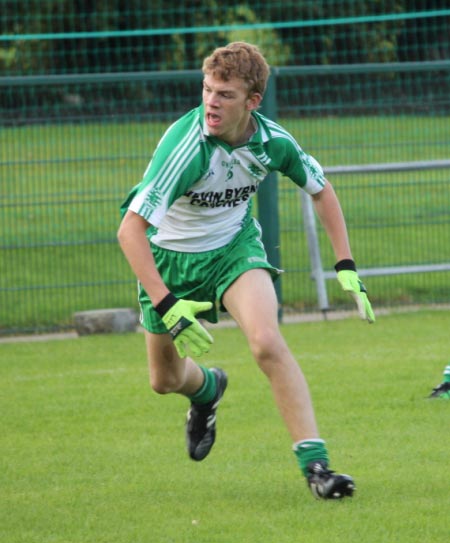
[1,1,449,75]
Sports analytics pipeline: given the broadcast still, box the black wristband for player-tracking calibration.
[154,292,178,317]
[334,259,356,272]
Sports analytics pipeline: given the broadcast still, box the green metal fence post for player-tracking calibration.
[258,71,282,319]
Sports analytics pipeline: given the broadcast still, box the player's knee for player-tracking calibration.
[149,372,183,395]
[248,328,286,369]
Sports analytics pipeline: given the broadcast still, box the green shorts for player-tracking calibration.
[138,217,282,333]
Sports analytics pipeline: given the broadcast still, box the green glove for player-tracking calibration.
[335,260,375,323]
[155,293,214,357]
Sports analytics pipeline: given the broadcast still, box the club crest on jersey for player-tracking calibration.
[222,158,240,182]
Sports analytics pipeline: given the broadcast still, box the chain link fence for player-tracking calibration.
[1,3,449,334]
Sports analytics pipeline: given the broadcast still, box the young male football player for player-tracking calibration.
[118,41,375,499]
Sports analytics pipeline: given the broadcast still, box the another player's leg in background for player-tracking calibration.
[429,363,450,399]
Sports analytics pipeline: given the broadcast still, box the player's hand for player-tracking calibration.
[335,260,375,323]
[155,294,213,357]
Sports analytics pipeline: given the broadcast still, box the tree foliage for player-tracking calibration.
[0,1,449,75]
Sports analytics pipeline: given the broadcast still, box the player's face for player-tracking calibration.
[202,74,262,146]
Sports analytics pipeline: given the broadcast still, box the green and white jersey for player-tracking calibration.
[123,104,325,252]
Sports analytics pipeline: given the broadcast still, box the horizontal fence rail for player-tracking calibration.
[2,60,450,87]
[302,161,450,314]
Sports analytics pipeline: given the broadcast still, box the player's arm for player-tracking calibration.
[311,180,375,323]
[117,210,213,355]
[118,210,168,302]
[311,180,352,261]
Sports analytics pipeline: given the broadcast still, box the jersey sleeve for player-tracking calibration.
[278,138,325,194]
[261,122,326,194]
[122,109,204,226]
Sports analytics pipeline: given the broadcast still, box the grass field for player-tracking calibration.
[1,310,449,543]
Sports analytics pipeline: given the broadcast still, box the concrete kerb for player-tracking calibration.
[73,308,139,336]
[1,304,449,344]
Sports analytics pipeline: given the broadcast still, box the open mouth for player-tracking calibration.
[206,112,221,128]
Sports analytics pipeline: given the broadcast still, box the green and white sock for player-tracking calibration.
[443,364,450,383]
[293,439,329,477]
[187,366,217,405]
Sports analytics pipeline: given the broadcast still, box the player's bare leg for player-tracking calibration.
[144,330,227,461]
[223,268,319,442]
[223,268,355,498]
[144,330,204,395]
